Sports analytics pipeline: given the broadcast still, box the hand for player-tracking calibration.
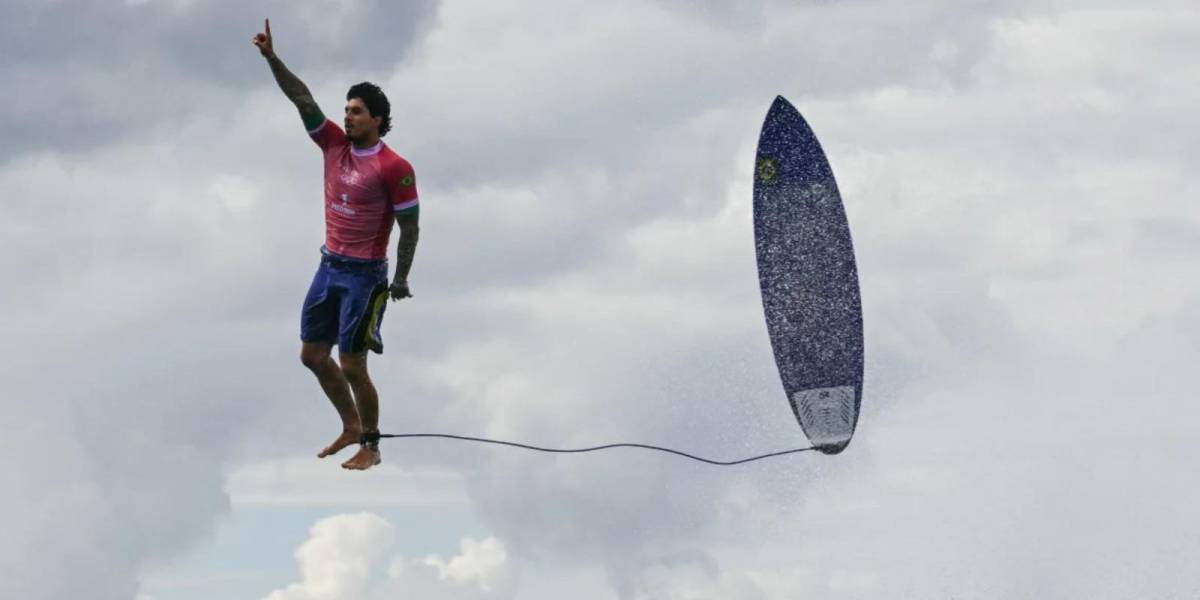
[389,279,412,301]
[252,18,274,57]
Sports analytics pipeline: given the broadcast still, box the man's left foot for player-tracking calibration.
[341,446,382,470]
[318,428,363,458]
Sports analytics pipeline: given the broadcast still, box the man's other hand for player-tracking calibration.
[390,280,412,301]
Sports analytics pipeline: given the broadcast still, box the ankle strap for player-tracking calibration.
[360,430,381,449]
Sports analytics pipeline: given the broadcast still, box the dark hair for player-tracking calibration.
[346,81,392,137]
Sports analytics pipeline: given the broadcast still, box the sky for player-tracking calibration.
[2,0,1199,598]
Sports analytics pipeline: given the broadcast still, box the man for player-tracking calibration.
[254,19,420,471]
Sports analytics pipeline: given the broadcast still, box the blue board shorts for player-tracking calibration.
[301,247,390,354]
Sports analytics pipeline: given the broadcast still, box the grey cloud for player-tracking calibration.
[1132,218,1200,261]
[0,341,238,598]
[397,0,1031,185]
[0,0,436,163]
[0,139,322,597]
[377,0,1039,294]
[424,9,1199,599]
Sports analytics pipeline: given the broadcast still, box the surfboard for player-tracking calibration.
[753,96,864,455]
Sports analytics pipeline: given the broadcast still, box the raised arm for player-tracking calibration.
[253,18,324,130]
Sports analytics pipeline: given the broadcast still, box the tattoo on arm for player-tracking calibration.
[266,54,322,125]
[394,213,420,282]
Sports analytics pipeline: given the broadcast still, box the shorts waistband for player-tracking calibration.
[320,246,387,269]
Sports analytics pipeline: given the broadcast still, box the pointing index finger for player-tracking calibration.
[265,18,271,37]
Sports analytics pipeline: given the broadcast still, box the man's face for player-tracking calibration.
[344,98,380,141]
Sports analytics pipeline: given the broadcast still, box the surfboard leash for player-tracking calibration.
[367,432,815,466]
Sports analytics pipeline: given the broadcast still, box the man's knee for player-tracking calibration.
[339,352,370,384]
[300,343,332,371]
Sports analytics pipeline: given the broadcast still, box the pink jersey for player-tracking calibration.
[309,118,419,260]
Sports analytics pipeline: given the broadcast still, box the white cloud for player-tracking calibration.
[420,536,509,591]
[265,513,396,600]
[265,514,515,600]
[395,536,517,598]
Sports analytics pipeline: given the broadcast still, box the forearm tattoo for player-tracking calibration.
[395,220,420,282]
[266,55,320,123]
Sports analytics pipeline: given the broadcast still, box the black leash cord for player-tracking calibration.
[375,433,815,466]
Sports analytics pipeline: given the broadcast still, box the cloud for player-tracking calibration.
[392,536,516,598]
[0,98,321,597]
[622,551,767,600]
[0,0,437,162]
[390,0,1029,190]
[265,513,396,600]
[226,459,468,507]
[264,513,515,600]
[3,1,1199,599]
[395,4,1200,598]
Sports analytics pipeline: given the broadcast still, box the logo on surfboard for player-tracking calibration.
[757,157,779,185]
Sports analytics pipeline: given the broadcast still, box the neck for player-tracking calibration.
[352,133,381,150]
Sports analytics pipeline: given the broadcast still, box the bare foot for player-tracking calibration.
[318,428,362,458]
[341,446,382,470]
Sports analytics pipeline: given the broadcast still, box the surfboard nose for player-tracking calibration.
[768,95,799,119]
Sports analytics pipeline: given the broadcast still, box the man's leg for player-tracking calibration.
[300,341,363,457]
[339,351,382,470]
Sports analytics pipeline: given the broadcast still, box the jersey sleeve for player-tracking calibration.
[308,118,347,153]
[386,157,419,213]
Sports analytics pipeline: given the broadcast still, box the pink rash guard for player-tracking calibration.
[309,118,419,260]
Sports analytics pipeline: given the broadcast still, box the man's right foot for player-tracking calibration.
[318,428,362,458]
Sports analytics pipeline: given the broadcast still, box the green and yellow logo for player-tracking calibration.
[757,157,778,185]
[400,175,415,187]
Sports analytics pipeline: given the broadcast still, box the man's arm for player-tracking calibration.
[390,210,420,300]
[253,18,324,130]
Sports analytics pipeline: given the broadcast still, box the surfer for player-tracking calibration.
[254,18,421,471]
